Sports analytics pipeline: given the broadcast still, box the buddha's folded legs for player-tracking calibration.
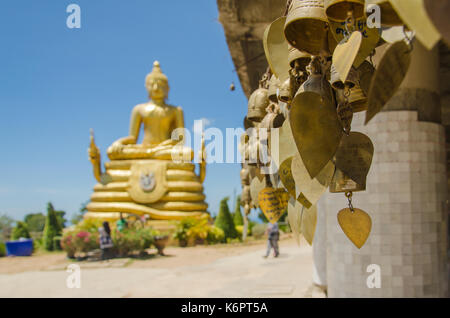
[107,144,194,161]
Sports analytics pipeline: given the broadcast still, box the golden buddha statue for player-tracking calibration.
[85,61,208,221]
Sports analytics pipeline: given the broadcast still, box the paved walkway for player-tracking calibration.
[0,239,315,298]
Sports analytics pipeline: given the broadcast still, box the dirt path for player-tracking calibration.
[0,235,315,297]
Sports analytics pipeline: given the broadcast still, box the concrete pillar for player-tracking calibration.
[325,42,449,297]
[313,202,328,289]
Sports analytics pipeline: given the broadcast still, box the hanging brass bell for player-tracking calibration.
[278,78,292,104]
[284,0,329,56]
[297,73,335,107]
[324,0,365,22]
[336,86,367,113]
[288,44,311,71]
[247,87,269,122]
[366,0,403,26]
[329,168,366,193]
[330,64,358,90]
[268,75,281,103]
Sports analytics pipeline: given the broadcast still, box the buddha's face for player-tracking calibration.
[149,79,169,101]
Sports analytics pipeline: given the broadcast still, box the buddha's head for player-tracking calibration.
[145,61,169,101]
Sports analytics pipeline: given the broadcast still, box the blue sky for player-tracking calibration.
[0,1,261,222]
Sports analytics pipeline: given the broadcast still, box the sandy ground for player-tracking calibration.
[0,235,317,298]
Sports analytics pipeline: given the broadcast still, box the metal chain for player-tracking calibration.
[345,191,355,213]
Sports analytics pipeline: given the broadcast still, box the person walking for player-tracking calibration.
[99,221,113,260]
[263,222,280,258]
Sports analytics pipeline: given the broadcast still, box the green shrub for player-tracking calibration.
[214,197,237,241]
[206,226,225,244]
[173,215,223,246]
[233,195,244,226]
[251,223,268,239]
[74,218,103,233]
[0,241,5,257]
[43,203,63,251]
[173,217,197,246]
[11,222,31,240]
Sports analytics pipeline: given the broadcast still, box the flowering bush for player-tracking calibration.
[73,230,99,254]
[61,218,158,259]
[111,227,155,256]
[61,232,76,258]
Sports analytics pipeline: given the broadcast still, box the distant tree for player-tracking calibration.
[214,197,237,240]
[24,213,46,232]
[11,222,31,240]
[43,202,62,251]
[233,195,244,226]
[71,201,89,225]
[0,214,15,241]
[54,210,67,229]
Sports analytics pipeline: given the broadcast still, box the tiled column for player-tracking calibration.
[325,42,448,297]
[312,204,327,289]
[325,111,448,297]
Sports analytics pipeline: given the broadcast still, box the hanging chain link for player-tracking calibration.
[345,191,355,213]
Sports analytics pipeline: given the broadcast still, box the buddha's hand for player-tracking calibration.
[108,141,124,155]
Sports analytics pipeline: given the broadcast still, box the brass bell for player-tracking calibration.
[247,87,269,122]
[284,0,329,56]
[329,168,366,193]
[278,78,292,104]
[357,60,375,96]
[330,64,358,90]
[337,86,367,113]
[366,0,403,26]
[325,0,365,22]
[288,44,311,70]
[268,75,281,103]
[297,73,334,106]
[296,58,334,107]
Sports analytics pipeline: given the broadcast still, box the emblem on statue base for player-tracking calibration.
[128,161,168,204]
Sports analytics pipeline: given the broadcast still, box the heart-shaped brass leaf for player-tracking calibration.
[279,157,313,208]
[389,0,441,50]
[258,187,289,224]
[365,40,411,124]
[290,91,342,179]
[329,20,380,68]
[287,198,317,246]
[337,208,372,249]
[263,16,290,82]
[332,31,363,83]
[424,0,450,46]
[334,132,374,186]
[250,176,266,209]
[291,153,335,207]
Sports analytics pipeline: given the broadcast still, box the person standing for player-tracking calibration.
[99,221,113,260]
[263,222,280,258]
